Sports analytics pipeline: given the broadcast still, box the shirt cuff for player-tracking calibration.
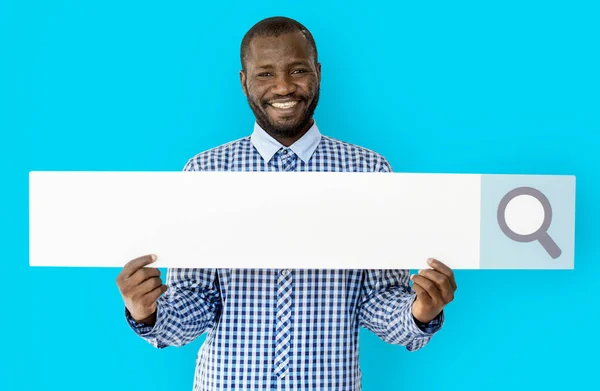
[406,294,444,336]
[125,303,164,337]
[413,311,444,334]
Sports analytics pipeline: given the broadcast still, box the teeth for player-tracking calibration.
[271,101,298,109]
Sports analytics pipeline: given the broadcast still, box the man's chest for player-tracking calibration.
[216,269,364,312]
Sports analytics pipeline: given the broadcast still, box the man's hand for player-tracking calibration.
[116,254,168,326]
[410,258,457,324]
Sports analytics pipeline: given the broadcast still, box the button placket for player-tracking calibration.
[273,269,293,378]
[280,149,298,172]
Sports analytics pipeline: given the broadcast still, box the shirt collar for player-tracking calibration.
[250,120,322,164]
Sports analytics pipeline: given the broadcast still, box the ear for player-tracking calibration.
[240,70,248,97]
[316,62,321,83]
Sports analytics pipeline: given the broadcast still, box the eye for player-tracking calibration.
[292,69,307,74]
[257,72,272,77]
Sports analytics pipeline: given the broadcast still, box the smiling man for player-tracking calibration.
[116,16,457,391]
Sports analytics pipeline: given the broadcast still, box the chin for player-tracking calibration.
[265,114,300,129]
[272,117,300,127]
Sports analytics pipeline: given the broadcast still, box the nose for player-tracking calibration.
[271,74,296,96]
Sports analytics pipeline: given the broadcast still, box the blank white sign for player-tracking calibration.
[29,171,484,270]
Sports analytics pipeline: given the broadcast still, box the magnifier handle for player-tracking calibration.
[538,233,562,259]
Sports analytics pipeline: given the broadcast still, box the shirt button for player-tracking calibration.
[283,149,288,155]
[281,270,290,276]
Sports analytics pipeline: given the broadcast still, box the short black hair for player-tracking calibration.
[240,16,318,72]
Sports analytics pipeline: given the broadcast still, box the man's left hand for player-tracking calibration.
[410,258,457,324]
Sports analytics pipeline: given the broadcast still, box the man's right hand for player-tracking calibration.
[116,254,168,327]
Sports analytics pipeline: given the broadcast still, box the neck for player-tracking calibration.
[263,119,314,147]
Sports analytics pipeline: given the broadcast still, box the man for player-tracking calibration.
[116,16,457,391]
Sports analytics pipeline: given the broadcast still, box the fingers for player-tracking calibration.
[411,274,444,304]
[418,268,455,303]
[116,254,161,298]
[127,267,161,287]
[411,280,432,305]
[121,254,157,280]
[427,258,457,291]
[142,283,168,305]
[137,276,163,296]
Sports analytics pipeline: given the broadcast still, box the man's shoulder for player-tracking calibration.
[182,136,252,171]
[320,135,393,172]
[320,135,385,158]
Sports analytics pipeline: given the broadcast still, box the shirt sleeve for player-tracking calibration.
[357,269,444,351]
[359,156,444,351]
[125,268,222,349]
[124,158,222,349]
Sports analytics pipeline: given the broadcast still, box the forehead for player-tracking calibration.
[247,31,313,67]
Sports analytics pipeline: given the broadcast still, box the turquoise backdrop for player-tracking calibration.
[1,0,598,390]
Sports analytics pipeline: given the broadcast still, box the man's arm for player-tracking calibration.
[357,269,444,351]
[358,155,452,350]
[125,268,222,349]
[124,156,223,348]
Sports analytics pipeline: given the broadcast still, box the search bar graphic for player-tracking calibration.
[29,172,575,270]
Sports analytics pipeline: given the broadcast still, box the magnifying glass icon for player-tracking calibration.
[497,186,562,259]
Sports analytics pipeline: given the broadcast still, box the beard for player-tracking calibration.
[246,87,320,139]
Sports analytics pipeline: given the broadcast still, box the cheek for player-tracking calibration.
[300,76,319,95]
[247,82,269,102]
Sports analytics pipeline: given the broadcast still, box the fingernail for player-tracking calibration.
[410,274,415,280]
[151,254,157,261]
[427,258,433,265]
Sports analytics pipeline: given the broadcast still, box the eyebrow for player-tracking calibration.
[255,64,274,70]
[288,61,309,67]
[255,60,310,70]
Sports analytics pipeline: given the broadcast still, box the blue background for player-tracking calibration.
[1,0,598,390]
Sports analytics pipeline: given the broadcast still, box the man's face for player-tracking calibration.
[240,31,321,138]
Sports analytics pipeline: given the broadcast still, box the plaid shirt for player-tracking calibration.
[126,121,444,391]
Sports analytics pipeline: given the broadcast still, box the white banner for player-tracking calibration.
[29,171,575,270]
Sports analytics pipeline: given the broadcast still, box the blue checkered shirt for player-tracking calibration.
[126,121,444,391]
